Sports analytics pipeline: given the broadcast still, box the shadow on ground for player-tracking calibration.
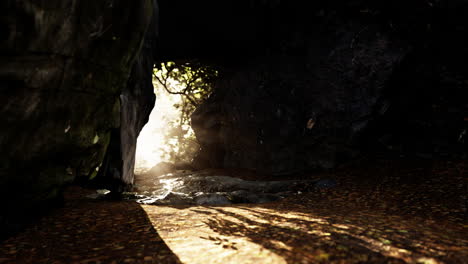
[140,159,467,264]
[188,205,467,264]
[0,187,181,264]
[1,159,466,264]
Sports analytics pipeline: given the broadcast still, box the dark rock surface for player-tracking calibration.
[191,17,408,174]
[97,1,159,192]
[314,179,338,189]
[187,1,468,174]
[0,0,156,238]
[129,172,332,206]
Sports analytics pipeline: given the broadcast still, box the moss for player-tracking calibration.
[88,169,99,180]
[69,129,111,180]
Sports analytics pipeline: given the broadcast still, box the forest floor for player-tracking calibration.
[0,157,466,264]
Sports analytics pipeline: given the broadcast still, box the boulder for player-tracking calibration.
[194,193,232,205]
[0,0,156,238]
[131,172,323,205]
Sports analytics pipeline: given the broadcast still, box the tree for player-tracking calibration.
[152,61,218,164]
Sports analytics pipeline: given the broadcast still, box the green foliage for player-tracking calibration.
[153,61,218,164]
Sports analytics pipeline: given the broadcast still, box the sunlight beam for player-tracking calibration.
[135,81,190,173]
[141,205,288,264]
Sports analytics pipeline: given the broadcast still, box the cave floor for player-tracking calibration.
[0,158,466,264]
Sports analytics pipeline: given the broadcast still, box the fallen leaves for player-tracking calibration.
[0,159,466,263]
[0,196,182,264]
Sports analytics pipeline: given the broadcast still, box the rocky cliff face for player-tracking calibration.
[192,21,408,174]
[185,1,468,174]
[97,2,159,193]
[0,0,156,236]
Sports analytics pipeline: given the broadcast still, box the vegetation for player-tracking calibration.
[152,61,218,164]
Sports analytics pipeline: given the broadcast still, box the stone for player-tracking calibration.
[191,19,409,175]
[185,1,468,174]
[314,179,337,189]
[194,193,232,205]
[131,172,324,205]
[0,0,156,238]
[97,0,158,192]
[228,190,281,204]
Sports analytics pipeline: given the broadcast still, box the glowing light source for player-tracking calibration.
[135,80,191,173]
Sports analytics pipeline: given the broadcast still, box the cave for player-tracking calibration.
[0,1,467,263]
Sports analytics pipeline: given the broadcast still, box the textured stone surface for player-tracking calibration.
[192,21,408,174]
[98,1,158,192]
[130,172,330,206]
[188,1,468,174]
[0,0,155,236]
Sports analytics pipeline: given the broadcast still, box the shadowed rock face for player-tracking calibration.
[0,0,156,236]
[190,11,409,174]
[186,1,468,174]
[192,24,408,174]
[97,1,159,193]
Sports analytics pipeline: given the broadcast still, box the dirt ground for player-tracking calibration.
[0,157,466,263]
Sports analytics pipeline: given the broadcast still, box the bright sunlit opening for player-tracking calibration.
[134,62,216,174]
[135,79,194,173]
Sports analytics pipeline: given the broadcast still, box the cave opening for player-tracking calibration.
[135,61,216,174]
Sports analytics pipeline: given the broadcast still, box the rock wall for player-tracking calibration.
[98,1,159,192]
[0,0,155,236]
[187,1,468,174]
[192,21,408,174]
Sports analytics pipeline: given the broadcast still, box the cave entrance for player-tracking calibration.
[129,61,340,206]
[134,61,217,174]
